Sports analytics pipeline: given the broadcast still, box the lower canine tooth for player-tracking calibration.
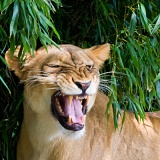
[68,116,72,125]
[82,115,86,124]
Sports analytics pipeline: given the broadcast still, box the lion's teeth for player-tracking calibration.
[68,95,73,107]
[56,98,59,104]
[82,115,86,124]
[86,95,90,106]
[56,98,64,115]
[58,105,63,114]
[68,116,72,125]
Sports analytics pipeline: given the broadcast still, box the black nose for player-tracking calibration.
[75,81,91,93]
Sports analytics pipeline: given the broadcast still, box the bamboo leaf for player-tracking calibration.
[129,12,137,35]
[10,36,15,56]
[0,0,13,11]
[115,47,124,68]
[139,87,145,107]
[127,42,139,70]
[0,76,11,94]
[0,55,9,67]
[151,14,160,34]
[38,12,60,39]
[10,0,19,37]
[131,101,139,121]
[156,81,160,97]
[125,69,133,92]
[154,73,160,82]
[126,69,137,86]
[132,96,145,119]
[111,75,117,101]
[21,1,30,36]
[138,3,151,33]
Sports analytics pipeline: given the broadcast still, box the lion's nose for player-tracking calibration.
[75,81,91,93]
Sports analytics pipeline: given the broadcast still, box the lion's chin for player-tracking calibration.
[51,92,90,131]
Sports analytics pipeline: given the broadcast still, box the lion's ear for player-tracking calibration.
[84,43,110,68]
[5,46,36,80]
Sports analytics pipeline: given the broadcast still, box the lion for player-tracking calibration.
[5,44,160,160]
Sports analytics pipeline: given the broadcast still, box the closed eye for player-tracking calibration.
[46,64,60,68]
[86,65,93,70]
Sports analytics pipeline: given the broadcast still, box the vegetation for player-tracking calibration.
[0,0,160,159]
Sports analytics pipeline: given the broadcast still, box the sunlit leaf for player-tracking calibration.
[10,0,19,37]
[129,12,137,35]
[151,14,160,34]
[154,73,160,82]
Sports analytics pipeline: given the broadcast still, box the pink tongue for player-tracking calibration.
[63,97,84,124]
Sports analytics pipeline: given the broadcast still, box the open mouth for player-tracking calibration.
[51,92,90,131]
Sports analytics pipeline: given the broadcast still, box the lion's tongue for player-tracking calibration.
[59,96,84,124]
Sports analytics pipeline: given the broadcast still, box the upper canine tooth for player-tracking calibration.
[68,95,73,107]
[86,95,90,106]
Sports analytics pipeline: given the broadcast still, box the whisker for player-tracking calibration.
[98,85,113,93]
[46,87,60,90]
[100,79,113,83]
[28,70,49,74]
[55,92,62,96]
[99,71,127,77]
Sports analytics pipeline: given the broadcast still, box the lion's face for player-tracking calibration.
[5,44,110,133]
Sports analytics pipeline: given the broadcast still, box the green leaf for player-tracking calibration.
[0,0,13,11]
[10,0,19,37]
[0,76,11,94]
[138,3,151,33]
[115,47,124,68]
[38,11,60,39]
[151,14,160,34]
[132,96,145,120]
[21,1,30,36]
[154,73,160,82]
[131,101,139,121]
[129,12,137,35]
[139,87,145,107]
[0,55,9,67]
[10,36,15,56]
[127,42,139,70]
[111,75,117,101]
[126,69,138,86]
[156,81,160,97]
[125,69,133,92]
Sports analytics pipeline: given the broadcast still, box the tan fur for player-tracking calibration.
[5,44,160,160]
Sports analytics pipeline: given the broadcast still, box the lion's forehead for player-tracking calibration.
[46,47,93,66]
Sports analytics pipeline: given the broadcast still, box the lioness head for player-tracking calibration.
[5,44,110,135]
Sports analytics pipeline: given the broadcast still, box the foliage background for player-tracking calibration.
[0,0,160,159]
